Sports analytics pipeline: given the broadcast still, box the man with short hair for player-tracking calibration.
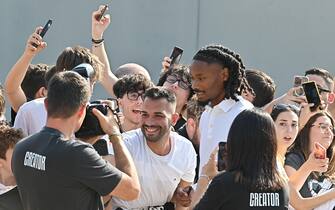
[110,87,197,210]
[113,74,153,132]
[12,71,140,210]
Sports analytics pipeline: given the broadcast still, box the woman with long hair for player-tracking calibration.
[285,112,335,198]
[192,108,289,209]
[271,105,335,209]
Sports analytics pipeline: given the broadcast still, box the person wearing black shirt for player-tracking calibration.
[12,71,140,210]
[192,109,289,210]
[285,112,335,198]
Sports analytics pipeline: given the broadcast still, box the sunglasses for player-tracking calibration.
[166,74,191,90]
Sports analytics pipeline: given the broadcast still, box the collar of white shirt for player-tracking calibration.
[205,95,245,112]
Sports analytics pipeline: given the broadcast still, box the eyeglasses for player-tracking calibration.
[317,85,331,94]
[166,74,191,90]
[127,91,144,101]
[311,123,334,134]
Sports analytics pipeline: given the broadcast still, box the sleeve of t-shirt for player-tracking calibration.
[285,152,305,170]
[69,143,123,196]
[193,173,230,210]
[181,144,197,183]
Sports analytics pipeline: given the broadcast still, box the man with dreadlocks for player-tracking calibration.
[190,44,254,176]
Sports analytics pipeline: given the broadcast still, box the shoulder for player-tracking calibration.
[236,96,254,109]
[122,129,143,142]
[172,132,195,151]
[213,171,234,184]
[121,129,144,150]
[285,151,305,169]
[19,98,45,111]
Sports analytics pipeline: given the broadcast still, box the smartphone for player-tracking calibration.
[96,5,108,21]
[293,75,309,87]
[302,81,322,111]
[293,76,308,97]
[169,46,183,67]
[32,19,52,47]
[218,142,227,171]
[314,142,326,159]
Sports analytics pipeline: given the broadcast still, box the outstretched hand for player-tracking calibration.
[24,27,47,56]
[92,5,111,40]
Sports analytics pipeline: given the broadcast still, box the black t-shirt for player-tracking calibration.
[0,187,23,210]
[12,127,122,210]
[173,115,186,131]
[285,151,334,198]
[194,172,289,210]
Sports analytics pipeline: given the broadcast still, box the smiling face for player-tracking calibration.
[309,115,334,151]
[140,98,176,143]
[118,91,144,126]
[190,60,228,106]
[274,111,299,154]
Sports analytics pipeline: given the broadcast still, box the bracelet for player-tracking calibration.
[91,38,104,44]
[92,42,104,48]
[108,133,122,139]
[199,174,211,182]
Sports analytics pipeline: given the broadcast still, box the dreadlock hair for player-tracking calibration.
[193,44,254,101]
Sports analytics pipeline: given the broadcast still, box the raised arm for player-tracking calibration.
[91,6,118,97]
[285,152,328,191]
[4,27,46,112]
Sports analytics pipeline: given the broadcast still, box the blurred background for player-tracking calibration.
[1,0,334,118]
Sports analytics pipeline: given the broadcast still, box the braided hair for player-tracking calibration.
[193,44,254,101]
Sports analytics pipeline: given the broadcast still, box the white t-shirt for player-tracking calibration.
[112,129,197,209]
[14,98,46,136]
[199,96,253,174]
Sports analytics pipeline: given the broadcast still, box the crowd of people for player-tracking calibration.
[0,5,335,210]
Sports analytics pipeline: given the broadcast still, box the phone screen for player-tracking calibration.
[302,81,321,111]
[218,142,227,171]
[170,47,183,66]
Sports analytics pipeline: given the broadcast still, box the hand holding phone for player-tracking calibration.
[32,19,52,48]
[96,5,108,21]
[169,46,183,67]
[314,142,326,159]
[302,81,322,112]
